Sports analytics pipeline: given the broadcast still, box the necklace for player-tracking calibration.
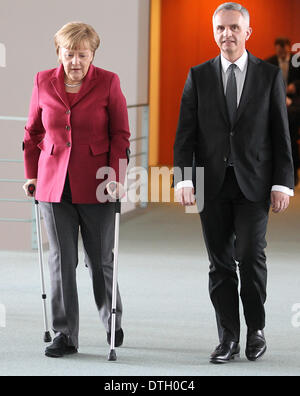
[64,82,82,88]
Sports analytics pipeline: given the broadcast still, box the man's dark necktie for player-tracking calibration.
[226,64,237,127]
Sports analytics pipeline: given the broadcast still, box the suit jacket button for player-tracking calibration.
[66,110,71,115]
[66,142,71,147]
[230,131,235,137]
[224,157,228,162]
[66,125,71,131]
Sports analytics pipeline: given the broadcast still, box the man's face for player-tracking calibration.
[213,10,252,59]
[275,44,291,60]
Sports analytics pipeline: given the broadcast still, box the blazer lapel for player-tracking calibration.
[50,64,97,109]
[71,64,97,107]
[50,64,69,109]
[235,52,261,126]
[211,56,230,127]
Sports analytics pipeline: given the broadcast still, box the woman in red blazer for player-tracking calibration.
[22,22,130,358]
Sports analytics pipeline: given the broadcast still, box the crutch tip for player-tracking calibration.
[44,332,52,343]
[108,349,117,361]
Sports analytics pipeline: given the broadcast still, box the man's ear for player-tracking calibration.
[246,27,253,41]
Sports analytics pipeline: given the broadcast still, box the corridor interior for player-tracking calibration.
[0,181,299,376]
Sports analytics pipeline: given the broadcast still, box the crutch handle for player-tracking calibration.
[28,184,39,204]
[126,148,131,165]
[116,199,121,214]
[28,184,35,195]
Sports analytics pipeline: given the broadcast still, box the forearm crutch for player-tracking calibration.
[28,184,52,343]
[108,148,130,362]
[108,198,121,362]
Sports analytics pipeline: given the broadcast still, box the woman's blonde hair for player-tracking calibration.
[54,22,100,56]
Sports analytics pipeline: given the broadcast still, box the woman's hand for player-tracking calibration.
[23,179,37,197]
[106,181,125,200]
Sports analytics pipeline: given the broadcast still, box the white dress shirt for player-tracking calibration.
[221,50,248,106]
[176,51,294,197]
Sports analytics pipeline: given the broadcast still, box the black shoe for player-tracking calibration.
[210,341,240,364]
[107,328,124,348]
[45,334,78,358]
[246,329,267,361]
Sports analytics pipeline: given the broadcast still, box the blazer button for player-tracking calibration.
[230,131,235,137]
[224,156,228,162]
[66,125,71,131]
[66,110,71,115]
[66,142,71,147]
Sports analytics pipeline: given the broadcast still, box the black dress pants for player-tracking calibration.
[200,167,270,343]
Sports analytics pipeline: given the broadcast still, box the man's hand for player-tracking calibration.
[175,187,195,206]
[286,96,292,107]
[271,191,290,213]
[106,181,125,200]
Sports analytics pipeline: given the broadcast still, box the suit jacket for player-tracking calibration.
[23,64,130,203]
[174,52,294,202]
[265,54,300,85]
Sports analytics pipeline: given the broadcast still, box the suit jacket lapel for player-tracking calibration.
[235,52,260,125]
[211,56,230,127]
[50,64,97,109]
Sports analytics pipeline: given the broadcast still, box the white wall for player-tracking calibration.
[0,0,150,250]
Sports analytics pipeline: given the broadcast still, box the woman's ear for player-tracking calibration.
[57,47,62,63]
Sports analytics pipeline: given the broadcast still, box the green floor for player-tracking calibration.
[0,186,300,376]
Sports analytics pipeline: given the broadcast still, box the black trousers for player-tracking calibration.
[200,168,270,343]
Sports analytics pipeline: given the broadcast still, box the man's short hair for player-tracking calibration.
[274,37,291,48]
[213,2,250,25]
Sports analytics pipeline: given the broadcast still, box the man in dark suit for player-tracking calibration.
[174,2,294,364]
[265,38,300,86]
[266,38,300,185]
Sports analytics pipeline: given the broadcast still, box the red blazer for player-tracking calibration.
[23,64,130,203]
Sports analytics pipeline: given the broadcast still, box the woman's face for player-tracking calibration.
[59,42,94,83]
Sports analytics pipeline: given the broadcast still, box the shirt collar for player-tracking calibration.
[221,50,248,73]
